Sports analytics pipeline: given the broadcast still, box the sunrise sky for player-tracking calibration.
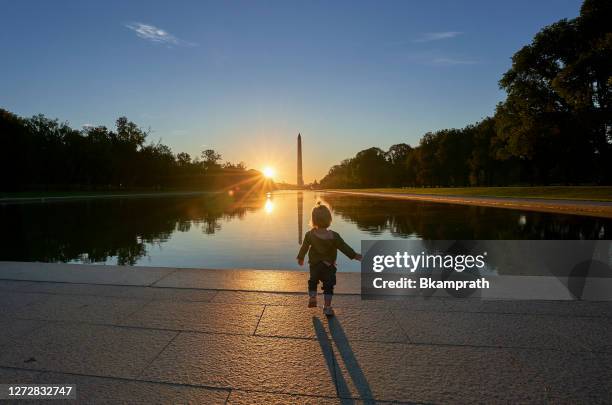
[0,0,582,183]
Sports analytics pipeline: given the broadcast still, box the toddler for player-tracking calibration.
[297,202,362,316]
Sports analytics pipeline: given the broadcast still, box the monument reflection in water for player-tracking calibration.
[1,191,611,272]
[298,192,303,245]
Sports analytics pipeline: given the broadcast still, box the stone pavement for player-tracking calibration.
[0,263,611,403]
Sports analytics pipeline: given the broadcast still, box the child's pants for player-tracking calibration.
[308,261,336,298]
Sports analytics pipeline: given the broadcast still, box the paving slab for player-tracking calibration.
[550,317,612,352]
[211,291,408,309]
[119,301,264,334]
[212,290,451,312]
[125,286,217,302]
[512,349,612,403]
[0,368,45,405]
[392,310,584,350]
[0,261,173,286]
[444,298,612,318]
[142,332,338,397]
[0,367,229,404]
[0,323,177,379]
[331,340,546,403]
[35,372,230,404]
[0,280,35,291]
[227,390,386,404]
[212,290,309,306]
[0,263,610,403]
[152,268,361,293]
[350,295,451,311]
[17,282,218,302]
[0,292,49,317]
[481,275,575,301]
[0,319,43,349]
[256,306,407,343]
[13,294,150,324]
[0,367,41,383]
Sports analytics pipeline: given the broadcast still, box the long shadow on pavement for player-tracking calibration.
[313,316,374,404]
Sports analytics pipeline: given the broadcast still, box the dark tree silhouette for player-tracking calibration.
[0,111,272,193]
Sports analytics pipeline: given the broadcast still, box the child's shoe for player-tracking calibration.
[308,296,317,308]
[323,306,335,317]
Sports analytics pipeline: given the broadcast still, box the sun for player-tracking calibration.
[262,167,275,179]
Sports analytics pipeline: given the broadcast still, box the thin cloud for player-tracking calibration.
[431,57,477,66]
[413,31,463,43]
[125,22,197,47]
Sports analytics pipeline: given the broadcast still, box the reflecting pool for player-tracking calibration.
[1,191,610,271]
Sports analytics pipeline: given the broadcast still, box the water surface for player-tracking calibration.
[1,191,610,272]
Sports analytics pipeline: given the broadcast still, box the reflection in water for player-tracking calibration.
[264,195,274,214]
[320,193,611,240]
[1,191,610,271]
[0,193,261,266]
[297,192,303,244]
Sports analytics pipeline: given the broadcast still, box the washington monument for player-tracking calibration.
[297,133,304,187]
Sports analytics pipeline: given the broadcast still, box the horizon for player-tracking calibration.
[0,0,583,182]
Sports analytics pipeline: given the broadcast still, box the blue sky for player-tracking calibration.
[0,0,582,182]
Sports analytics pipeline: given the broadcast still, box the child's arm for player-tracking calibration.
[296,232,310,266]
[335,233,362,261]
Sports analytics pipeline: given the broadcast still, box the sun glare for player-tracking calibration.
[263,167,275,179]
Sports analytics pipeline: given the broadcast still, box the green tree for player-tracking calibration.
[116,116,147,150]
[496,0,611,183]
[386,143,413,186]
[201,149,222,171]
[176,152,192,167]
[353,147,391,187]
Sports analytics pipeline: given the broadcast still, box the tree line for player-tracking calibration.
[0,111,269,192]
[320,0,611,188]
